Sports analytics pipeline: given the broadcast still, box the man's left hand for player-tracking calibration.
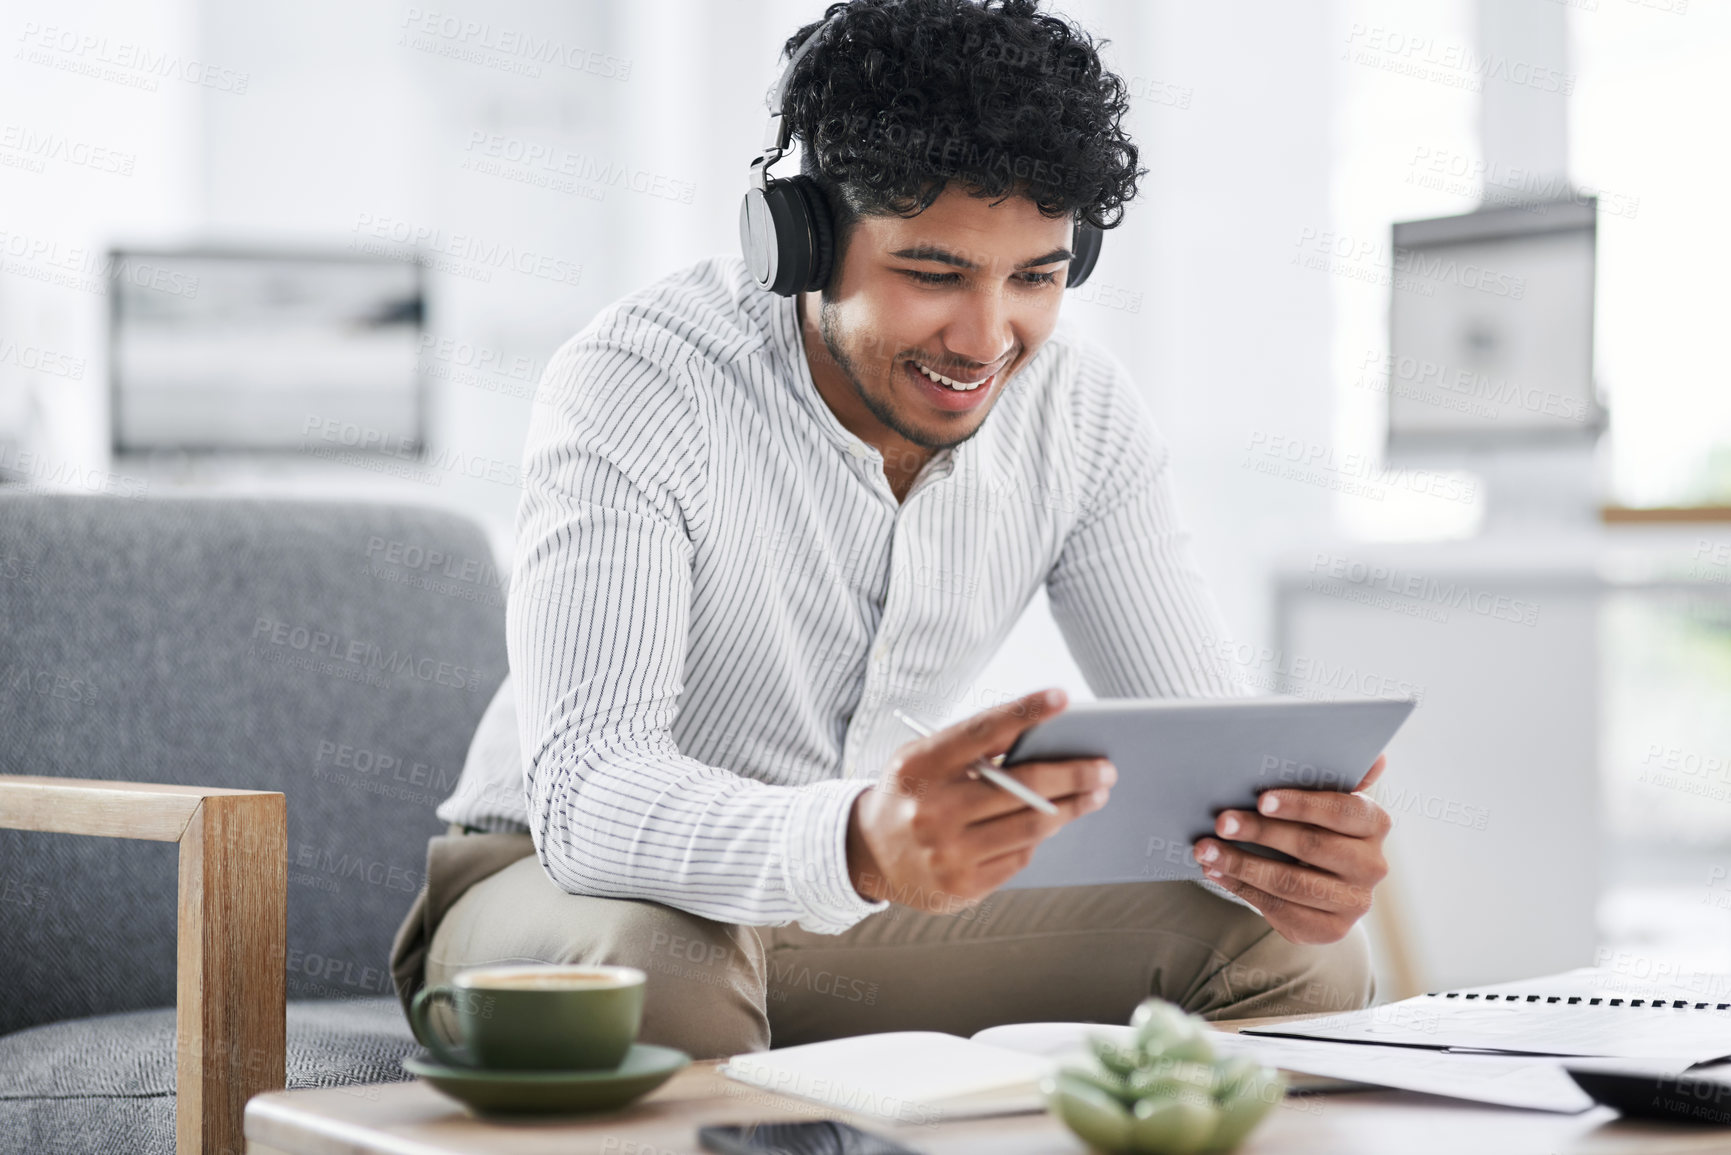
[1192,755,1391,945]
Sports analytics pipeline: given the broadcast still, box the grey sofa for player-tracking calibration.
[0,494,508,1155]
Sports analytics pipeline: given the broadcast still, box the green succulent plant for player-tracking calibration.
[1040,999,1287,1154]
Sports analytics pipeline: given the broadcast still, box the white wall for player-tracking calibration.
[0,0,202,485]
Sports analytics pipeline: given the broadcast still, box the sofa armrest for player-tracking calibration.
[0,775,287,1155]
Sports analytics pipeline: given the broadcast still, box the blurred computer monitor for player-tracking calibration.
[1387,200,1601,450]
[110,248,424,455]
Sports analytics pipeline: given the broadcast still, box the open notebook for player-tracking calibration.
[719,1024,1379,1124]
[719,1031,1055,1124]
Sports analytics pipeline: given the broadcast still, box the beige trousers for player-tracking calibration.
[418,837,1375,1060]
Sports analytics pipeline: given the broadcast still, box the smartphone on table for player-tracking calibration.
[697,1120,922,1155]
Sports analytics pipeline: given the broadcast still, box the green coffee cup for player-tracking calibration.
[409,964,646,1071]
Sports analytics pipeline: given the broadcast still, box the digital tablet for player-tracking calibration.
[998,696,1416,889]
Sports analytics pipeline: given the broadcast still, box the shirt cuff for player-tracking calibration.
[782,777,890,934]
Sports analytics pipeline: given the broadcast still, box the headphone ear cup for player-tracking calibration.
[785,175,836,292]
[1066,222,1103,288]
[754,181,813,296]
[740,187,778,289]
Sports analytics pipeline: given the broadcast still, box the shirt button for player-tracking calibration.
[846,443,870,460]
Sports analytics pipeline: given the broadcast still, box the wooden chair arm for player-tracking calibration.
[0,774,287,1155]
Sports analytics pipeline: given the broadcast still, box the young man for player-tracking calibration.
[393,0,1391,1059]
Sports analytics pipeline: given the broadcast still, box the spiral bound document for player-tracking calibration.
[1243,968,1731,1065]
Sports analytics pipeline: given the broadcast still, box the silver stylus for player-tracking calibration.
[890,709,1060,815]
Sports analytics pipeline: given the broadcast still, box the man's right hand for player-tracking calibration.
[846,687,1115,909]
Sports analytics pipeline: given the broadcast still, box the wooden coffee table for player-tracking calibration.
[244,1018,1731,1154]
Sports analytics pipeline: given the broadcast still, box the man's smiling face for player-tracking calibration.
[799,185,1074,454]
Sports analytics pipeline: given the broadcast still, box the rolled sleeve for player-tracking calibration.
[782,777,890,934]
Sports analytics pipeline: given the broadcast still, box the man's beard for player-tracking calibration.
[817,297,985,453]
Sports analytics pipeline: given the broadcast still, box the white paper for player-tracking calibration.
[970,1021,1135,1059]
[1209,1032,1601,1113]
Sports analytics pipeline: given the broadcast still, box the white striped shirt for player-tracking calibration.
[473,254,1241,934]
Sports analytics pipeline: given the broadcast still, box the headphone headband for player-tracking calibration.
[748,12,835,195]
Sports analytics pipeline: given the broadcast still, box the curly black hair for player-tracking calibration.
[780,0,1144,262]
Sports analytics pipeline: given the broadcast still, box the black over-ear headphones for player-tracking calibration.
[738,8,1103,297]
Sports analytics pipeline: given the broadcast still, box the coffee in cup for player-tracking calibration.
[409,964,646,1071]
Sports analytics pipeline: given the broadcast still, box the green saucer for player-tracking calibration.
[403,1044,690,1115]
